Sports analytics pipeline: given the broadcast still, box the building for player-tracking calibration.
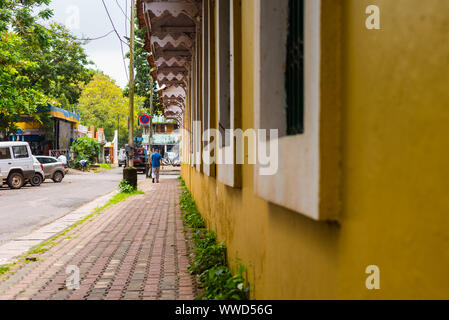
[138,0,449,299]
[87,126,117,164]
[151,115,180,157]
[13,106,81,156]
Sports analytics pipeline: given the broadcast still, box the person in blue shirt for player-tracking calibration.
[150,149,163,183]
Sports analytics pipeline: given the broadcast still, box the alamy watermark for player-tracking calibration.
[366,5,381,30]
[65,5,80,30]
[66,265,80,290]
[365,265,381,290]
[178,122,279,176]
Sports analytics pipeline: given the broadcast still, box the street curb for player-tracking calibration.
[0,190,118,266]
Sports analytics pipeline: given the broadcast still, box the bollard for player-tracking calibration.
[123,167,138,189]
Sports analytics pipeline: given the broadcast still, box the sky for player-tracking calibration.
[43,0,131,88]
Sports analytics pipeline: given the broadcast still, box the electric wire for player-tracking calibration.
[115,0,131,23]
[101,0,129,81]
[76,30,115,41]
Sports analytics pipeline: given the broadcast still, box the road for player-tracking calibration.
[0,167,139,245]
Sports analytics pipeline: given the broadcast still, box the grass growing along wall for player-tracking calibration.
[178,178,250,300]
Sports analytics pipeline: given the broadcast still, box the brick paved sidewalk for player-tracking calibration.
[0,176,199,300]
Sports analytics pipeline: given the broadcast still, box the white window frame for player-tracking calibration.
[254,0,340,221]
[202,0,213,177]
[216,0,239,188]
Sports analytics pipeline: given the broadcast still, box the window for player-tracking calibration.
[254,0,342,221]
[217,0,231,147]
[0,147,11,160]
[286,0,304,135]
[215,0,242,188]
[202,0,216,178]
[12,146,29,159]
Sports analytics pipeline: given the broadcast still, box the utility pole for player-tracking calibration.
[149,75,154,151]
[128,0,135,167]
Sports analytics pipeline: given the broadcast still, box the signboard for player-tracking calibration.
[16,129,23,135]
[142,135,150,145]
[139,114,151,126]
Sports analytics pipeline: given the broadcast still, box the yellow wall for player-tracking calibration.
[182,0,449,299]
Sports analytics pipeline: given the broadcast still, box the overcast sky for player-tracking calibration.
[44,0,131,88]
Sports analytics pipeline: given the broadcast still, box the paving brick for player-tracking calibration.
[0,176,199,300]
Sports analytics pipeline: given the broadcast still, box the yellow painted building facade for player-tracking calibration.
[141,0,449,299]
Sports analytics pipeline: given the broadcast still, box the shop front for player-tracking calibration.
[12,106,80,156]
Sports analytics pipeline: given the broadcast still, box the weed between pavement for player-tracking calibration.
[178,177,250,300]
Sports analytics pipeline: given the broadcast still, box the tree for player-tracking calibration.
[0,31,58,139]
[77,73,145,147]
[0,0,93,139]
[71,137,100,168]
[21,23,94,109]
[0,0,53,34]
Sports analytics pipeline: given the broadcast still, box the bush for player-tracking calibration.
[119,179,136,193]
[71,137,100,169]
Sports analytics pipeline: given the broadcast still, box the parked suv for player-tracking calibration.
[35,156,65,183]
[0,142,35,189]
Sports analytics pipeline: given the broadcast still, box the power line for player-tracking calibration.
[125,0,128,36]
[100,0,128,47]
[76,30,115,41]
[115,0,131,23]
[101,0,129,82]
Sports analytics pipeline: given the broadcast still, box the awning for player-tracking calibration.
[137,0,201,123]
[36,106,80,124]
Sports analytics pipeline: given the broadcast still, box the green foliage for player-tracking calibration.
[0,1,52,34]
[0,265,11,276]
[20,23,94,109]
[119,179,137,194]
[0,1,92,139]
[99,163,114,170]
[0,31,54,138]
[71,137,100,168]
[180,190,206,229]
[191,237,227,276]
[201,265,249,300]
[179,182,249,300]
[77,73,145,147]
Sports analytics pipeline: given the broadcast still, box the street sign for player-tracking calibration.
[139,114,151,126]
[16,129,23,135]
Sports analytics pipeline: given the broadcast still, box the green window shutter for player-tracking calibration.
[286,0,304,135]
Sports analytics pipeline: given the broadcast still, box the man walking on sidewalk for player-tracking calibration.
[150,149,163,183]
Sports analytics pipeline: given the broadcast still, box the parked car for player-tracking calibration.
[118,148,127,167]
[28,156,45,187]
[133,148,148,173]
[35,156,65,183]
[0,142,35,189]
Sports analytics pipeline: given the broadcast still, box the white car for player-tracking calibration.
[0,142,35,189]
